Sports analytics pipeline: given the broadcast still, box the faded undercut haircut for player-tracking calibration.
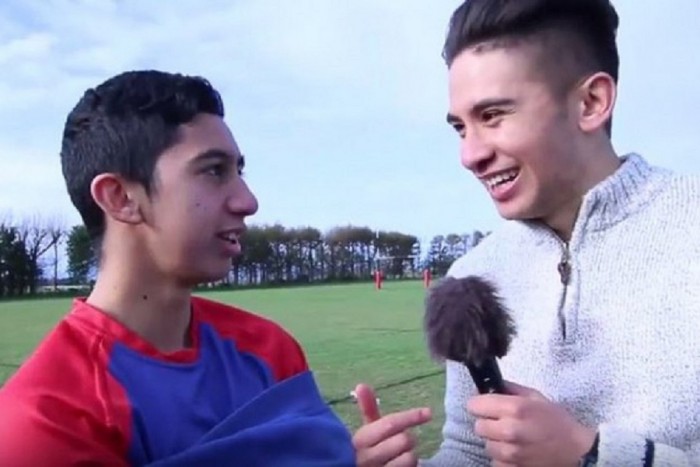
[442,0,620,135]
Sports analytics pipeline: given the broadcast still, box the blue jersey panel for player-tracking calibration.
[107,323,275,465]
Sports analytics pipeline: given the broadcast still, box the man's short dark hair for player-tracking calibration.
[60,70,225,248]
[443,0,620,134]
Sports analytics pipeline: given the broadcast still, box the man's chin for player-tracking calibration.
[495,204,543,224]
[495,203,526,221]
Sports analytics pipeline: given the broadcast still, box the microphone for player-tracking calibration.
[423,275,516,394]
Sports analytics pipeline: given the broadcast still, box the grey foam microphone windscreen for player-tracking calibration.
[424,275,517,394]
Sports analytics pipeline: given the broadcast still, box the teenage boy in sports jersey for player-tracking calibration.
[0,70,431,466]
[422,0,700,466]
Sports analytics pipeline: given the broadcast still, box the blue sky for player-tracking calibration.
[0,0,699,247]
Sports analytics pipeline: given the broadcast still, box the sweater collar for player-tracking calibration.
[523,153,667,241]
[575,153,666,233]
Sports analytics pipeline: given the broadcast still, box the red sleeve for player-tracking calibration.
[272,331,309,380]
[193,297,309,382]
[0,319,131,467]
[0,393,127,467]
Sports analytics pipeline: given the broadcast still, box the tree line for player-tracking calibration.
[0,216,64,298]
[0,216,489,298]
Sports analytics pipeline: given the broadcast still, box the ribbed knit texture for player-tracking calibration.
[421,154,700,466]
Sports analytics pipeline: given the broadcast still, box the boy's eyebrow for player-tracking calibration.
[190,148,239,165]
[446,113,461,125]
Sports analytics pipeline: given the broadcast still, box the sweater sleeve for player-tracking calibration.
[419,360,491,467]
[597,423,700,466]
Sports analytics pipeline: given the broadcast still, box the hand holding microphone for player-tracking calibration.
[423,275,596,466]
[423,275,516,394]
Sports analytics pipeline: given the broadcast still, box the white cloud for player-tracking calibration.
[0,0,698,246]
[0,142,76,224]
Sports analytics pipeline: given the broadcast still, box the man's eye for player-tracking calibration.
[452,124,466,138]
[482,109,503,123]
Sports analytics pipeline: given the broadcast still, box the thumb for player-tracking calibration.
[354,383,381,424]
[503,380,547,400]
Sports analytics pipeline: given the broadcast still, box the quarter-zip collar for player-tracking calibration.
[521,153,662,342]
[525,153,662,247]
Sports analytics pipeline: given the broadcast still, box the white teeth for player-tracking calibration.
[486,169,519,188]
[220,233,239,243]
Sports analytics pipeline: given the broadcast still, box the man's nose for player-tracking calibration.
[460,131,494,175]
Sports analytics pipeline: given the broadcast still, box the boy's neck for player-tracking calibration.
[87,256,194,353]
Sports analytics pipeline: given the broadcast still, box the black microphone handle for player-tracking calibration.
[465,357,506,394]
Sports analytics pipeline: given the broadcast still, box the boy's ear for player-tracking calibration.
[90,174,144,225]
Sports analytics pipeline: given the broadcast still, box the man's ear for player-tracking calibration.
[90,174,144,225]
[576,71,617,134]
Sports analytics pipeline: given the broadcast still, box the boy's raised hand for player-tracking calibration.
[352,383,432,466]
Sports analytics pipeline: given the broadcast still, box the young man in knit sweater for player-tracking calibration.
[422,1,700,466]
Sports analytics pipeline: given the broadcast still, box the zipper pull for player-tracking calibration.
[557,248,571,285]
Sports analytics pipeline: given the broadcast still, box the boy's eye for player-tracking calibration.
[200,154,245,179]
[205,163,228,178]
[237,156,245,176]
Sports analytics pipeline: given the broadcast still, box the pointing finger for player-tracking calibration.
[355,383,381,424]
[353,407,432,447]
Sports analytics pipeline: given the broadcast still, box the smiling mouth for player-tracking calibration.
[484,168,520,189]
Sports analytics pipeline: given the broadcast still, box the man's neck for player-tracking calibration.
[544,148,622,241]
[88,257,193,353]
[542,197,582,243]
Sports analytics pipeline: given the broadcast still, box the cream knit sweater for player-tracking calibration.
[421,154,700,466]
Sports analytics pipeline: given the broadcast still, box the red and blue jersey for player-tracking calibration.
[0,296,355,466]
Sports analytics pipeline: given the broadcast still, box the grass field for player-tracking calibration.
[0,281,447,458]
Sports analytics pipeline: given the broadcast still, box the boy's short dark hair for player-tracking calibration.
[443,0,620,133]
[60,70,225,246]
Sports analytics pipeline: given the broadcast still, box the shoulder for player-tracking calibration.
[637,170,700,261]
[657,172,700,213]
[634,156,700,213]
[2,307,116,401]
[192,296,309,381]
[629,163,700,244]
[0,305,129,464]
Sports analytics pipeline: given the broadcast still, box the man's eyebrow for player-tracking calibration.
[470,98,516,116]
[446,98,516,125]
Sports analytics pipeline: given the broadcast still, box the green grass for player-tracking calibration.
[0,281,446,458]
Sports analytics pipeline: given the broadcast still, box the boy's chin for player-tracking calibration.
[199,269,231,284]
[178,267,232,288]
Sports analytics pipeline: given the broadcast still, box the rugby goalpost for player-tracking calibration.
[372,254,431,289]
